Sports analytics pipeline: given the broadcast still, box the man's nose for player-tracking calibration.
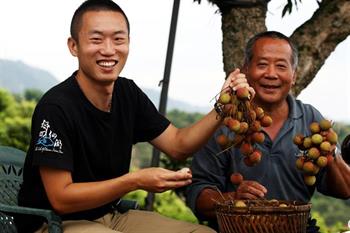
[100,39,115,55]
[265,65,278,78]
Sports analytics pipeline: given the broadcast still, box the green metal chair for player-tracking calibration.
[0,145,140,233]
[0,146,62,233]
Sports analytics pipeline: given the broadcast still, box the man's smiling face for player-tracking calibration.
[69,10,129,84]
[245,37,296,106]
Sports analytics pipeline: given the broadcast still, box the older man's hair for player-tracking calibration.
[244,31,298,70]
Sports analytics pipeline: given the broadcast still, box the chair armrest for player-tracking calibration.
[0,203,62,233]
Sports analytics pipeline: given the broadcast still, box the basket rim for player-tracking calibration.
[215,199,311,214]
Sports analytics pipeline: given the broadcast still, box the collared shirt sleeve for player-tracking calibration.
[185,127,232,216]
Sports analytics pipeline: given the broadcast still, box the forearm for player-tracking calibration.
[40,168,139,214]
[325,154,350,198]
[196,188,235,220]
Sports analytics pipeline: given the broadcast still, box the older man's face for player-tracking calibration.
[245,37,296,106]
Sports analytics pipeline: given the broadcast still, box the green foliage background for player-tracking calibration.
[1,89,350,232]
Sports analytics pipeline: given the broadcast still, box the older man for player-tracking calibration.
[186,31,350,232]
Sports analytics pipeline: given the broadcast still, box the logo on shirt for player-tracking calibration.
[35,120,63,154]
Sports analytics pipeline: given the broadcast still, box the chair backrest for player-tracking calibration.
[0,146,26,206]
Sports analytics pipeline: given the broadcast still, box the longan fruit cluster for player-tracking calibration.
[293,119,338,186]
[215,79,272,167]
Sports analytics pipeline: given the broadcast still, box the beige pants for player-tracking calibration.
[35,210,216,233]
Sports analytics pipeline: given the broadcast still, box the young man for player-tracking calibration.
[16,0,253,232]
[186,31,350,232]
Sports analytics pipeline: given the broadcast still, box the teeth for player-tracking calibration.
[98,61,115,67]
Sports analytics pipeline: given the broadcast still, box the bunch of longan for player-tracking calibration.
[293,119,338,186]
[215,80,272,167]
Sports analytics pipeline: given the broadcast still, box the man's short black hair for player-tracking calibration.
[70,0,130,41]
[244,31,298,70]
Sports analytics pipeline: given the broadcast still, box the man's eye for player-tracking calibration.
[91,38,102,43]
[257,63,267,68]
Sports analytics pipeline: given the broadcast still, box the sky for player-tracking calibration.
[0,0,349,123]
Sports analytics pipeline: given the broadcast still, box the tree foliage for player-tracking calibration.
[194,0,350,96]
[0,89,35,151]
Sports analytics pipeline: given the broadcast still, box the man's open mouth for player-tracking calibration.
[97,60,118,68]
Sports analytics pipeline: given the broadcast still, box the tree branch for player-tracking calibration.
[291,0,350,96]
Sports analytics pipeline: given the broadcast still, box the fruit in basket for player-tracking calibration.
[279,203,288,207]
[234,200,247,207]
[230,172,243,185]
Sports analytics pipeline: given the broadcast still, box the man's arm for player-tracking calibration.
[323,153,350,198]
[151,69,254,160]
[40,166,192,214]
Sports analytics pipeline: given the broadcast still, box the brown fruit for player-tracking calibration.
[316,156,328,168]
[295,156,305,170]
[238,122,249,134]
[226,118,241,132]
[249,149,262,164]
[303,161,314,173]
[250,120,262,132]
[219,93,231,104]
[236,87,250,100]
[260,115,273,127]
[255,107,264,119]
[252,132,265,144]
[311,134,323,145]
[307,147,320,160]
[309,122,321,134]
[320,141,331,153]
[304,175,316,186]
[249,110,257,121]
[239,142,254,156]
[293,134,304,146]
[230,172,244,185]
[326,131,338,145]
[319,119,332,131]
[303,137,313,149]
[216,134,229,148]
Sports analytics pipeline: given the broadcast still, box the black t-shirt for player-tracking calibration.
[17,72,170,231]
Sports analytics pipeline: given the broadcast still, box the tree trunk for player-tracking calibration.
[291,0,350,96]
[221,4,267,76]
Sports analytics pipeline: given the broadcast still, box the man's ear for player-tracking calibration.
[67,37,78,57]
[292,70,297,85]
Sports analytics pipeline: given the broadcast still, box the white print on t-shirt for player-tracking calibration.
[35,119,63,154]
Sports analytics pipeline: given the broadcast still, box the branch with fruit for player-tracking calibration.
[214,78,272,167]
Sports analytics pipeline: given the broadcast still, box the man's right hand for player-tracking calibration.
[235,180,267,199]
[132,167,192,193]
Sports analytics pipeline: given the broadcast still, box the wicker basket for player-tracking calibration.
[215,200,311,233]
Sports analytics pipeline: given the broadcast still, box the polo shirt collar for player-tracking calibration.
[287,94,303,120]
